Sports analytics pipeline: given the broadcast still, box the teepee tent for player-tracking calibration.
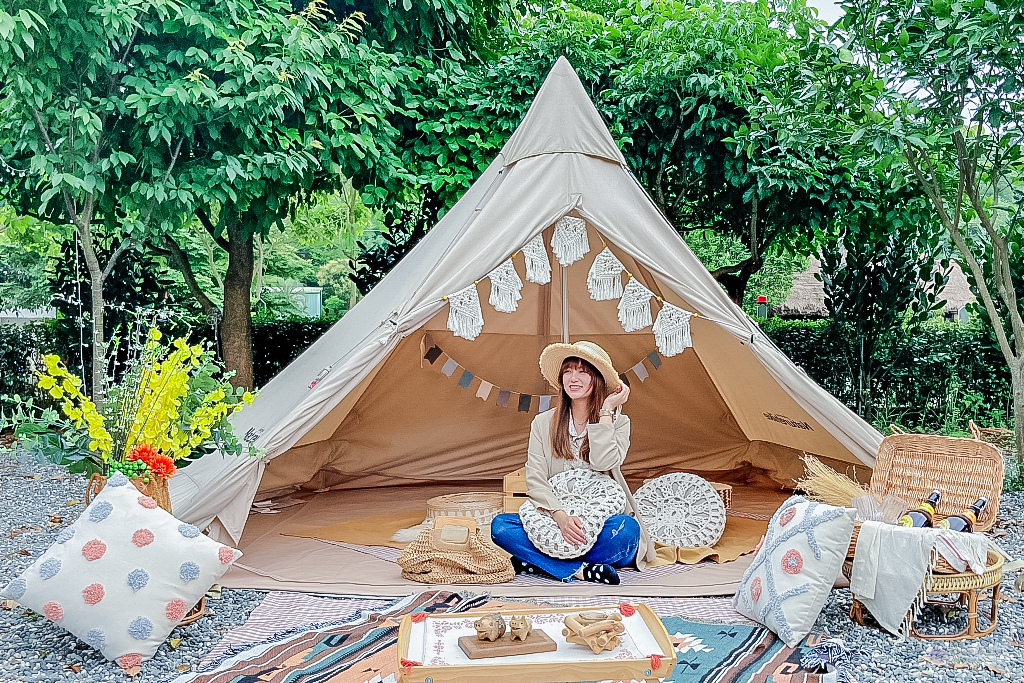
[171,58,882,580]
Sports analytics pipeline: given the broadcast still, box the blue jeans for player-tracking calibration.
[490,513,640,582]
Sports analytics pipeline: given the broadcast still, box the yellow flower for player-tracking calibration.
[241,391,255,404]
[148,328,163,341]
[43,355,61,372]
[37,376,55,390]
[49,386,64,399]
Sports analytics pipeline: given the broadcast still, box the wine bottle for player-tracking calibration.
[935,498,987,533]
[897,490,941,528]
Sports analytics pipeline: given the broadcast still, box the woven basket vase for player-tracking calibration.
[86,472,172,513]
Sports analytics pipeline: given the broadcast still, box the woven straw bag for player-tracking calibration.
[397,517,514,584]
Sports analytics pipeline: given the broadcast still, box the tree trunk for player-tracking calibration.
[221,216,254,390]
[88,276,106,413]
[1013,360,1024,463]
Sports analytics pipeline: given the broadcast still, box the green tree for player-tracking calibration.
[817,174,947,418]
[0,0,193,406]
[609,0,858,303]
[834,0,1024,458]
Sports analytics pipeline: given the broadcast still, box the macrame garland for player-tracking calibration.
[586,247,625,301]
[617,277,655,332]
[487,258,524,313]
[652,302,694,357]
[445,284,484,341]
[522,233,551,284]
[550,215,589,267]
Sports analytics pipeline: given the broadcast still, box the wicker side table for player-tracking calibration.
[842,549,1003,641]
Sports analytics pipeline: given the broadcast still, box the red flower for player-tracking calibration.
[130,444,177,478]
[148,454,177,478]
[128,443,159,465]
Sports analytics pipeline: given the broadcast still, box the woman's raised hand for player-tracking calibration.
[602,383,630,412]
[552,510,587,545]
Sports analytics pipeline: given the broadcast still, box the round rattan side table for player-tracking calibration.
[842,549,1003,641]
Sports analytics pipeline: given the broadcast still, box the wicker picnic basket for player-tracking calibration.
[847,431,1004,572]
[85,472,172,513]
[426,492,505,527]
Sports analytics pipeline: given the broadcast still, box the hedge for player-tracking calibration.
[2,316,1012,436]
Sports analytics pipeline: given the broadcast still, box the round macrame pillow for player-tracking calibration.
[517,469,626,559]
[634,473,727,548]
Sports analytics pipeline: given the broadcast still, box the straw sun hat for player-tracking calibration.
[539,341,621,392]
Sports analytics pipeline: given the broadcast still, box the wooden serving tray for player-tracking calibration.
[397,603,675,683]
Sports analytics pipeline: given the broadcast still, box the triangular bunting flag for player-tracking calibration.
[446,284,484,340]
[522,233,551,284]
[617,277,655,332]
[487,258,524,313]
[653,303,694,357]
[550,215,589,267]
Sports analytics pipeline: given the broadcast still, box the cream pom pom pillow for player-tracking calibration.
[518,469,626,558]
[0,471,241,670]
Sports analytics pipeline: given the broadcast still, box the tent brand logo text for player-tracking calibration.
[763,413,814,431]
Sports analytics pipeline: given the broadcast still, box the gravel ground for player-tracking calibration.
[2,455,1023,682]
[0,460,266,683]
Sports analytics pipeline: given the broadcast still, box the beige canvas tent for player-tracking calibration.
[170,57,882,596]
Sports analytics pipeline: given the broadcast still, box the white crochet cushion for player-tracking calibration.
[518,469,626,559]
[634,473,727,548]
[733,496,855,646]
[0,471,241,669]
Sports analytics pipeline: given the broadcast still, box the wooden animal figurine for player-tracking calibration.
[509,615,532,642]
[473,613,506,641]
[562,612,625,654]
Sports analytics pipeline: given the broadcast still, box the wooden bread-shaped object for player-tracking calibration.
[562,612,625,654]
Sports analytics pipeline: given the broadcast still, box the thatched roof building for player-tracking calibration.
[773,257,975,319]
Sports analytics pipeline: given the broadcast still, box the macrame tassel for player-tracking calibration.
[617,278,654,332]
[487,258,523,313]
[587,247,625,301]
[550,216,589,267]
[522,233,551,284]
[652,302,694,357]
[446,284,484,341]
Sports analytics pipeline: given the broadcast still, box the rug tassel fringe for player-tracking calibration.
[487,258,523,313]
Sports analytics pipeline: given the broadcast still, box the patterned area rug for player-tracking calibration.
[318,539,705,586]
[176,593,831,683]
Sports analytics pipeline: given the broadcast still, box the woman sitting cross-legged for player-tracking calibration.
[490,341,657,584]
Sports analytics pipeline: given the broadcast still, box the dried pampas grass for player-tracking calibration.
[794,454,871,507]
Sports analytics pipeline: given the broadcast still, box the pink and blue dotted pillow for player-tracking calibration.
[0,471,241,669]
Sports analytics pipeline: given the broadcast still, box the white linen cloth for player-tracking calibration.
[850,521,990,637]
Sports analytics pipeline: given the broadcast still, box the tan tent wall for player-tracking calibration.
[257,220,866,495]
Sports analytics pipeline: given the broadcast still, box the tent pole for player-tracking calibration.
[561,265,569,343]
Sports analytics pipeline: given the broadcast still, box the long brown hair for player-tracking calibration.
[550,357,607,461]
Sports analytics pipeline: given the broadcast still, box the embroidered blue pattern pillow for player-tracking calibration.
[733,496,855,646]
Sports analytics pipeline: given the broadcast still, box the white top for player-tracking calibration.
[565,412,619,469]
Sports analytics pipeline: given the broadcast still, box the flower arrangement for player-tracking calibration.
[18,328,254,479]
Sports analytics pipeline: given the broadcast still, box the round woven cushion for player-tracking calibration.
[634,473,727,548]
[517,469,626,559]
